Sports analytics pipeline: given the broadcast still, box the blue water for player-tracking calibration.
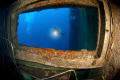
[17,8,70,51]
[17,7,98,51]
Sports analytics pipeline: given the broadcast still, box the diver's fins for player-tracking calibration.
[60,33,64,36]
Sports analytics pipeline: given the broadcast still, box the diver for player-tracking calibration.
[53,27,64,36]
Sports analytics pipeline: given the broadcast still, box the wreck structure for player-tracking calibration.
[1,0,120,80]
[69,8,80,50]
[69,7,98,51]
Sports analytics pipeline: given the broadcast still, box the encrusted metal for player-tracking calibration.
[10,46,103,69]
[7,0,115,79]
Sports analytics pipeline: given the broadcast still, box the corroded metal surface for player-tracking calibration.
[16,59,102,79]
[7,0,120,79]
[16,0,98,15]
[17,59,71,80]
[100,2,120,80]
[18,0,98,9]
[9,0,111,69]
[19,46,96,59]
[7,0,111,71]
[19,65,71,80]
[8,0,99,14]
[10,46,105,69]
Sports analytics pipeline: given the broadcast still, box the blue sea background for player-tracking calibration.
[17,8,70,51]
[17,7,98,51]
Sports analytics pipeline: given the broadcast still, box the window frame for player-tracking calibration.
[7,0,111,69]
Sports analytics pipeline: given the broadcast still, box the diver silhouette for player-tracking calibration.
[53,27,64,36]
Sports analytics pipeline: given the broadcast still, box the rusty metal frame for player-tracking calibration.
[7,0,111,70]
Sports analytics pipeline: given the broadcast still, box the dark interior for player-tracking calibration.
[0,0,24,80]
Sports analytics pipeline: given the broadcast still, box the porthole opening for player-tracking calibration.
[17,7,98,51]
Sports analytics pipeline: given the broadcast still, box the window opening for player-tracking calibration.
[17,7,98,51]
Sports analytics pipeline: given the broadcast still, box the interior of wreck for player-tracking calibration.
[1,0,120,80]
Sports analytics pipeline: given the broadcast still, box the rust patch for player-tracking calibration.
[12,45,105,69]
[106,51,111,61]
[18,46,96,59]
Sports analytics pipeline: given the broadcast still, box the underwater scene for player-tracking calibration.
[17,7,98,51]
